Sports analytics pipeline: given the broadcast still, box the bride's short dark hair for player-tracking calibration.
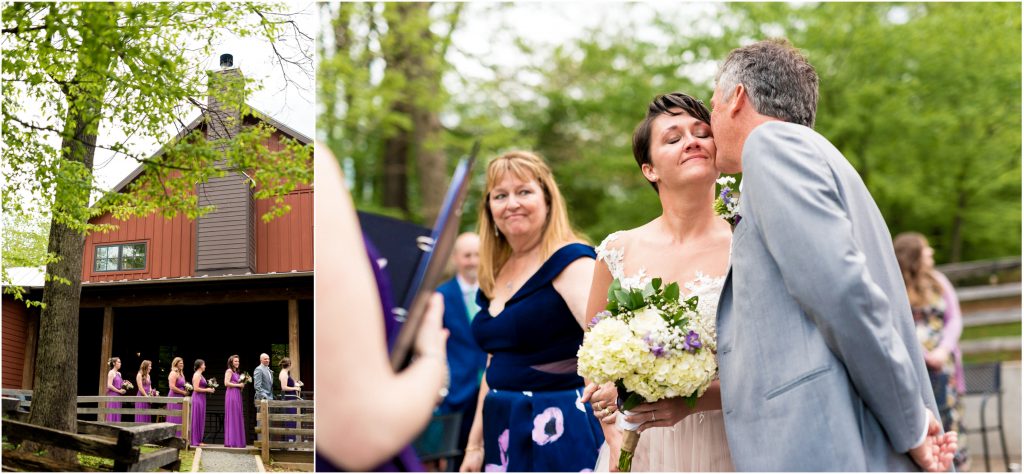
[632,93,711,193]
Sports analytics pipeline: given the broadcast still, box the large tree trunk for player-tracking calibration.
[26,4,115,463]
[380,102,412,217]
[413,108,446,224]
[385,2,461,224]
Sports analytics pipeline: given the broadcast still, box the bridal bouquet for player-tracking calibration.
[238,372,253,385]
[184,383,194,392]
[714,176,741,226]
[207,378,219,389]
[294,380,304,387]
[577,278,718,471]
[122,380,135,391]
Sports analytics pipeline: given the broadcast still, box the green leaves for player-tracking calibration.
[3,2,312,289]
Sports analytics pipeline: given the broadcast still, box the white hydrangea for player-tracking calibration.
[577,318,648,384]
[623,346,718,402]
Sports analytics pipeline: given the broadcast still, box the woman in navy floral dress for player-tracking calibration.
[460,151,604,472]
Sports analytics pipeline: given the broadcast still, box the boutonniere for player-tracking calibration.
[714,176,741,227]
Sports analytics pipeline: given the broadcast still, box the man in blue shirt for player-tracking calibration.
[435,232,487,467]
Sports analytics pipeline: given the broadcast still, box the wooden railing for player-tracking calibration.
[936,257,1021,285]
[254,399,314,463]
[1,408,185,472]
[2,389,192,447]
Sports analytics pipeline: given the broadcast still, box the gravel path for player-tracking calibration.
[199,449,261,472]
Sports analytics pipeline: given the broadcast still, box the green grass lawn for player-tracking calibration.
[963,349,1022,365]
[74,445,195,471]
[961,321,1021,340]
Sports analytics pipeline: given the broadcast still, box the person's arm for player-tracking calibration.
[743,126,944,465]
[169,373,185,395]
[460,355,490,473]
[254,369,265,396]
[107,370,120,393]
[137,373,148,397]
[279,370,300,393]
[316,143,449,471]
[625,380,723,431]
[579,249,625,468]
[934,271,963,354]
[552,254,596,330]
[225,370,241,389]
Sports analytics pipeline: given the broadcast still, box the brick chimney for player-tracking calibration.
[195,54,257,276]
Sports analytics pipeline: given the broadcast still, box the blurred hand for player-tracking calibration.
[625,397,693,432]
[924,348,948,371]
[459,448,483,472]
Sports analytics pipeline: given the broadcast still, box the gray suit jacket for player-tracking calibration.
[254,364,274,401]
[716,121,940,471]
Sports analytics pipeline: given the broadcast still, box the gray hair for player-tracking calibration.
[715,38,819,128]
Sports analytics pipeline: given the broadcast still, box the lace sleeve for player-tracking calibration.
[595,231,625,280]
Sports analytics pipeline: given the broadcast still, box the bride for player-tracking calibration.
[585,92,734,471]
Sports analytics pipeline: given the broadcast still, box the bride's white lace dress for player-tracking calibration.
[593,231,735,472]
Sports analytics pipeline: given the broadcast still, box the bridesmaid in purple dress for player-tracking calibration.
[105,357,127,422]
[190,359,215,447]
[135,360,156,423]
[223,355,247,448]
[167,357,187,437]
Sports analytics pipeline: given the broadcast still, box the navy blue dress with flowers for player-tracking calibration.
[472,243,605,472]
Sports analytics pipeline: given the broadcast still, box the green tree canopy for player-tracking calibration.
[2,1,313,452]
[322,2,1020,264]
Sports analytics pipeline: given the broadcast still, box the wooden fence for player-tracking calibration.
[1,407,185,472]
[2,389,192,446]
[253,399,314,463]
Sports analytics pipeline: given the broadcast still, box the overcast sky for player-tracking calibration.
[90,2,316,192]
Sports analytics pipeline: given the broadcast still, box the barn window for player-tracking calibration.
[94,243,147,272]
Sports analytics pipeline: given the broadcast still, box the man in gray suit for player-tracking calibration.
[254,353,274,401]
[710,39,957,471]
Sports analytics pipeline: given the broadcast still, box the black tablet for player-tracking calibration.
[389,143,479,371]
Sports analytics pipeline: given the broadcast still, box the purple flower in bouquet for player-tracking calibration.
[589,311,611,329]
[682,330,702,353]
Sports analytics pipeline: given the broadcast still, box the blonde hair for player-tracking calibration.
[170,357,184,374]
[476,150,587,298]
[139,360,152,377]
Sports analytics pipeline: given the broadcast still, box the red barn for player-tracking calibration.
[2,61,312,444]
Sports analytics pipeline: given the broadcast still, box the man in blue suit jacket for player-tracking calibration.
[436,232,487,467]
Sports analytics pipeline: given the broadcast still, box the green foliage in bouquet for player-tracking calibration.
[605,277,699,330]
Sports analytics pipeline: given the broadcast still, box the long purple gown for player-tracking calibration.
[105,372,123,422]
[190,376,208,446]
[136,375,152,423]
[224,371,246,447]
[167,374,186,436]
